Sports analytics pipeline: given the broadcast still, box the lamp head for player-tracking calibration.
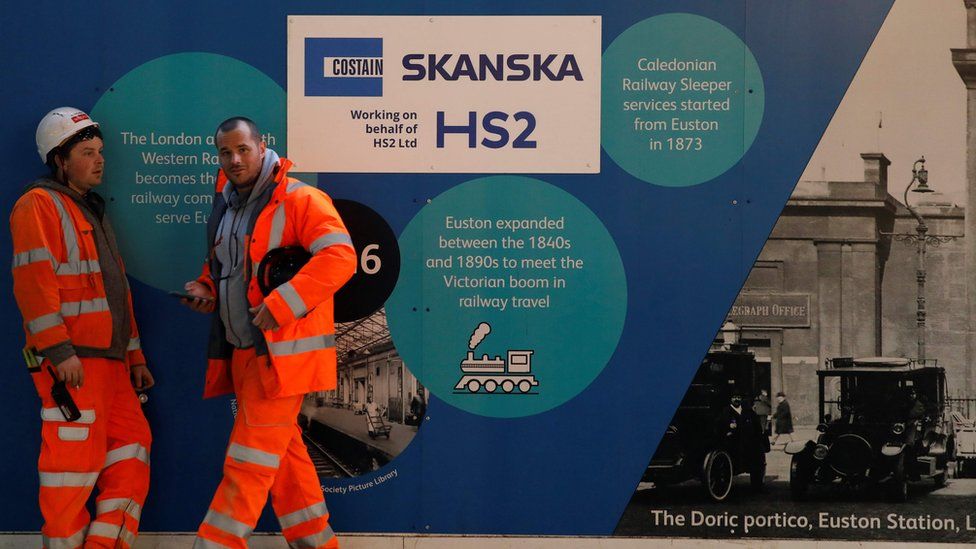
[912,157,934,193]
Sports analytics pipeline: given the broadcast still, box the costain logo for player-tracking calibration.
[305,38,383,97]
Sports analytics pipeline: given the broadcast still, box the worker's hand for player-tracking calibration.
[249,303,280,331]
[182,281,215,313]
[131,364,155,390]
[56,355,84,388]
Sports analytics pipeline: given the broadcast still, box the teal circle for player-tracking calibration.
[91,53,285,291]
[602,13,764,187]
[386,177,627,418]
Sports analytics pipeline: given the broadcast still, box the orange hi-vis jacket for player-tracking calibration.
[198,159,356,399]
[11,179,145,366]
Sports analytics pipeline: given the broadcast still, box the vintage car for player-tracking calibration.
[642,344,770,502]
[787,357,954,501]
[950,411,976,478]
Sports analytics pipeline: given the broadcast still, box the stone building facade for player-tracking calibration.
[729,154,969,423]
[725,0,976,424]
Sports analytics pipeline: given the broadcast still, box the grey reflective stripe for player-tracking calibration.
[278,501,329,530]
[267,202,287,250]
[27,311,64,334]
[290,525,335,549]
[309,232,353,254]
[87,520,136,547]
[41,407,96,424]
[58,426,89,441]
[227,442,280,468]
[193,537,235,549]
[43,190,81,269]
[55,258,100,276]
[203,509,254,538]
[286,180,308,193]
[39,471,98,487]
[269,334,336,357]
[12,247,53,269]
[61,298,110,317]
[104,443,150,468]
[42,525,87,549]
[41,189,100,278]
[95,498,143,522]
[127,337,141,351]
[86,521,119,540]
[277,282,307,318]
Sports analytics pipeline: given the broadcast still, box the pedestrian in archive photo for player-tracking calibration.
[772,391,794,446]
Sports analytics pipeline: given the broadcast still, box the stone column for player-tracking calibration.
[849,242,882,356]
[953,0,976,392]
[815,154,889,361]
[858,154,888,357]
[817,242,843,359]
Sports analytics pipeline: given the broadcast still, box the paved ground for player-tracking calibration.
[0,533,951,548]
[615,426,976,543]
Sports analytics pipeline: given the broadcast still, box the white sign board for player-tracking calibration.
[287,16,601,173]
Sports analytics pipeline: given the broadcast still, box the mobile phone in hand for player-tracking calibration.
[168,291,213,302]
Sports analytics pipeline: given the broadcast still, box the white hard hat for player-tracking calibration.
[35,107,99,163]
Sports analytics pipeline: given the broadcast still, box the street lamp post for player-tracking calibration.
[884,157,959,363]
[902,158,934,362]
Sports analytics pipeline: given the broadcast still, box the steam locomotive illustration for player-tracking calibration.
[454,322,539,394]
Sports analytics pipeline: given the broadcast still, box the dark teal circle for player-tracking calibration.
[91,53,285,291]
[602,13,765,186]
[386,177,627,418]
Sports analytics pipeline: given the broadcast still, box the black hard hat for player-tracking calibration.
[257,246,311,296]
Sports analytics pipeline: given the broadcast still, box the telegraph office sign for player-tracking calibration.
[728,293,810,328]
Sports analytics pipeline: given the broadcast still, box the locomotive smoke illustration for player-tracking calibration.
[469,322,491,350]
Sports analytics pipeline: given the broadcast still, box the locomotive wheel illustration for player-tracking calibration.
[518,380,533,393]
[502,380,515,393]
[467,379,481,393]
[485,380,498,393]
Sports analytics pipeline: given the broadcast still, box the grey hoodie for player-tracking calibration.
[214,149,280,348]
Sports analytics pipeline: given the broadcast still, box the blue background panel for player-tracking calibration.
[0,0,891,535]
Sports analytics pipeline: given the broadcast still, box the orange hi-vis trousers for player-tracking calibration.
[194,348,337,549]
[32,357,151,549]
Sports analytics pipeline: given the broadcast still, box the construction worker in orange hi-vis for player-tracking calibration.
[11,107,154,549]
[181,116,355,549]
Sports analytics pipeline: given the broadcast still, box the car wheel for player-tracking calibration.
[702,450,734,502]
[889,453,908,502]
[751,456,767,491]
[789,454,810,500]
